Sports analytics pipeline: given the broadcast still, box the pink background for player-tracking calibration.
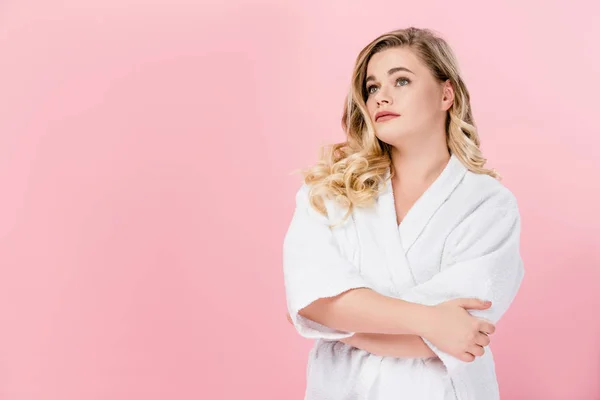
[1,0,598,399]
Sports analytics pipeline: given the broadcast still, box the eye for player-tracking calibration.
[366,77,411,96]
[395,77,410,86]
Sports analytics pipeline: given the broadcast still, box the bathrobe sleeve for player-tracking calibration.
[399,197,525,374]
[283,184,374,340]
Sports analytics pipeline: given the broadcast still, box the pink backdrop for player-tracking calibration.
[1,1,598,399]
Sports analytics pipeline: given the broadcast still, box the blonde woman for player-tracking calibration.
[283,27,524,400]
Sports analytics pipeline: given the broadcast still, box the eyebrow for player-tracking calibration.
[365,67,415,83]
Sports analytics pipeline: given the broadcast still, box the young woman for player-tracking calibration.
[282,27,525,400]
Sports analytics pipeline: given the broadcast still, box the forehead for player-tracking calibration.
[366,47,423,76]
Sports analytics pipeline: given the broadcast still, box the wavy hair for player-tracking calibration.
[297,27,500,226]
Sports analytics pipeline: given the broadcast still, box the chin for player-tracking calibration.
[375,127,411,147]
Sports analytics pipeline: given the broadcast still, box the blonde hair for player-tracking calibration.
[298,27,500,225]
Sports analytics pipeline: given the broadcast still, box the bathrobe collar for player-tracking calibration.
[379,153,468,253]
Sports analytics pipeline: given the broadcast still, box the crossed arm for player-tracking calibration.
[285,312,437,359]
[283,185,523,367]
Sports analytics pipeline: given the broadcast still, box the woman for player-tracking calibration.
[283,27,524,399]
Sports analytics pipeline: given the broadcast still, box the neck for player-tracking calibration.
[389,145,451,187]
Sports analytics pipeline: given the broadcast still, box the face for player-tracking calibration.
[363,47,453,147]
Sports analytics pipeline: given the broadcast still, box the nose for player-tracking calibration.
[374,86,392,107]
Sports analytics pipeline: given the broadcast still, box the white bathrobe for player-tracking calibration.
[283,153,525,400]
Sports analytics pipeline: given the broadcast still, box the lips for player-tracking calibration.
[375,112,400,122]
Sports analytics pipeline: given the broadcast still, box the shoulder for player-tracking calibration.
[294,183,311,201]
[292,183,319,214]
[444,172,523,254]
[293,183,349,223]
[457,170,519,212]
[442,169,521,234]
[293,183,333,217]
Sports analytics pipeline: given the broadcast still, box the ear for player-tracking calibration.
[441,79,455,111]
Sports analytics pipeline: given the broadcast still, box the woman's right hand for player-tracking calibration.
[422,298,495,362]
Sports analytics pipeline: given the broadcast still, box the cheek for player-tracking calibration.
[365,100,378,121]
[365,98,375,114]
[408,91,438,118]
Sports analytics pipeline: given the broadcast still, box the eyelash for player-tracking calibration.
[366,77,411,95]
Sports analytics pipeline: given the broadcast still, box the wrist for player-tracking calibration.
[393,300,434,336]
[408,302,435,337]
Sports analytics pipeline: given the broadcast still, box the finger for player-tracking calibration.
[459,298,492,310]
[475,332,491,347]
[468,344,485,357]
[479,321,496,335]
